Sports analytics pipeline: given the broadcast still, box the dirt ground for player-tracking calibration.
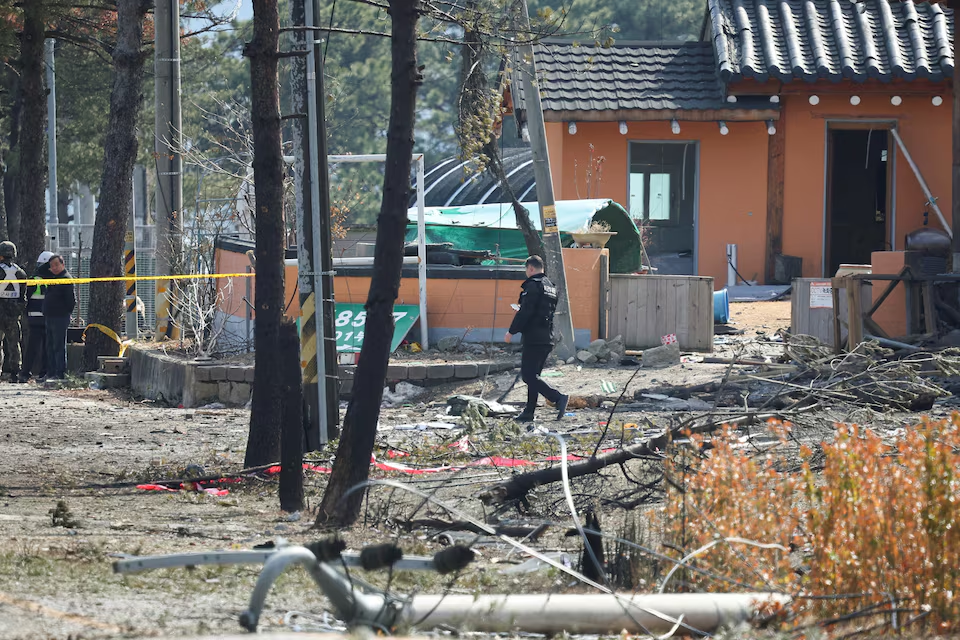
[0,300,949,639]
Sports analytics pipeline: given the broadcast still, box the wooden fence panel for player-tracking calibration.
[609,275,714,352]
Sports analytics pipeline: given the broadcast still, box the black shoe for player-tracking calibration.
[555,395,569,420]
[516,411,535,422]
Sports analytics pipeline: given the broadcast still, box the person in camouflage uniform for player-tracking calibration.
[0,241,26,381]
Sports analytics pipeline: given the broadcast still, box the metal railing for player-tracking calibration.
[52,224,157,251]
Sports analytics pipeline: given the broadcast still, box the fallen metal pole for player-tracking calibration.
[864,333,922,352]
[240,547,401,632]
[891,128,952,238]
[403,592,791,636]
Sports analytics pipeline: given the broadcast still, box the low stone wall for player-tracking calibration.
[130,346,254,408]
[131,345,516,406]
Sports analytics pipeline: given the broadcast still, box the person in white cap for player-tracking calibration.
[20,250,54,382]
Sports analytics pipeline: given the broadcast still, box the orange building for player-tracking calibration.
[504,0,954,284]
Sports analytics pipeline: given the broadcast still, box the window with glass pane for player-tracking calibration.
[628,173,645,218]
[628,142,695,227]
[648,173,671,220]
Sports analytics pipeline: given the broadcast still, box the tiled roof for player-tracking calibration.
[526,41,729,112]
[509,41,777,115]
[707,0,955,83]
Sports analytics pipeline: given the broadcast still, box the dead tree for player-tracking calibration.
[83,0,152,370]
[4,66,22,242]
[278,320,304,512]
[458,7,543,258]
[242,0,285,467]
[17,0,47,270]
[315,0,422,528]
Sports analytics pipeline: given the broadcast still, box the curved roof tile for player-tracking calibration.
[706,0,954,83]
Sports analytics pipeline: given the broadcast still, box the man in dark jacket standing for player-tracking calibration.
[0,241,27,381]
[43,254,75,380]
[20,251,53,382]
[505,255,569,422]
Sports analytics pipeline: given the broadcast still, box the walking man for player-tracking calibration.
[20,251,53,382]
[0,241,27,381]
[43,254,75,381]
[505,255,569,422]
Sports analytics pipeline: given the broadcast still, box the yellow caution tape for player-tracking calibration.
[1,272,255,285]
[83,323,132,357]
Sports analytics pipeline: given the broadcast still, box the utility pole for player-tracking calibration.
[124,174,138,338]
[294,0,340,448]
[45,38,58,253]
[155,0,183,339]
[516,0,576,360]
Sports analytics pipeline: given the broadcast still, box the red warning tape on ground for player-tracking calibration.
[135,440,621,493]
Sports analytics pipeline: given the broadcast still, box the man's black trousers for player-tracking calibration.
[521,343,562,412]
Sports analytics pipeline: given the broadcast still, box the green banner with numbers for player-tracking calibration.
[334,303,420,353]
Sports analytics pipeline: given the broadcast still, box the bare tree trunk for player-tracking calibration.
[83,0,151,371]
[243,0,284,467]
[315,0,422,527]
[57,189,70,224]
[18,0,47,271]
[485,139,543,257]
[3,66,21,243]
[458,21,542,257]
[278,320,304,512]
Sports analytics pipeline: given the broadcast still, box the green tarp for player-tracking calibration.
[404,199,642,273]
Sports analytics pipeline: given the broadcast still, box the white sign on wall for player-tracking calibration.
[809,281,833,309]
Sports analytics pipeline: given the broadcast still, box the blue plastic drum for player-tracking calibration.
[714,288,730,324]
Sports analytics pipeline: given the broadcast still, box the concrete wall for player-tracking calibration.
[215,247,608,348]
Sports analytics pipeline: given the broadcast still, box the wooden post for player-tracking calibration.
[832,285,842,353]
[599,253,609,339]
[845,277,864,349]
[764,117,785,284]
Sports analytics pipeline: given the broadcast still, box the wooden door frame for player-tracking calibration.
[822,120,897,276]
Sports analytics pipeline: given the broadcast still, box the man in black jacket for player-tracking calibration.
[505,255,569,422]
[43,254,76,380]
[20,251,53,382]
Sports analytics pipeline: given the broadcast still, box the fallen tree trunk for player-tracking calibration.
[479,408,817,506]
[479,429,673,505]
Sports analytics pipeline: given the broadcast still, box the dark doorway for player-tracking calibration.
[827,128,890,276]
[628,142,697,275]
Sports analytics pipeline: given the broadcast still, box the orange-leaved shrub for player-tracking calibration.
[663,416,960,631]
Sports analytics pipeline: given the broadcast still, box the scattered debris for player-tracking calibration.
[389,518,549,540]
[500,551,575,574]
[382,382,425,407]
[391,421,459,431]
[49,500,79,528]
[640,343,681,368]
[446,395,517,417]
[459,402,487,430]
[436,336,461,352]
